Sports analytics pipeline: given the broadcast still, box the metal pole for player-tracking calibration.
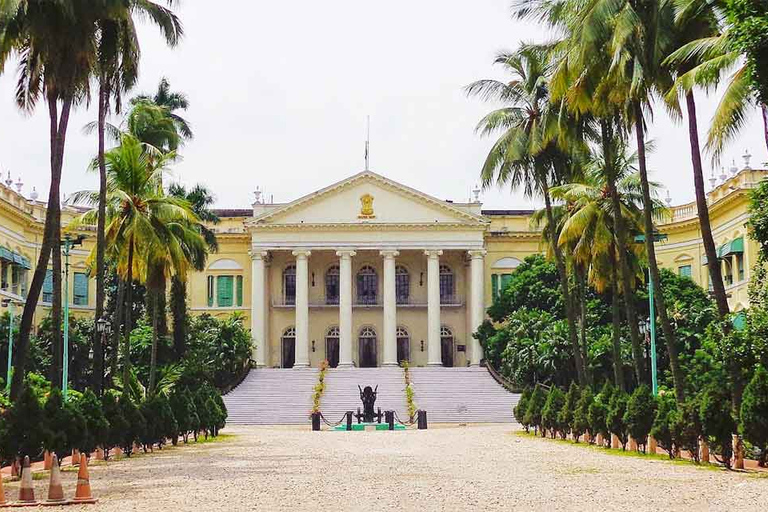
[6,301,13,393]
[648,268,658,396]
[62,239,70,398]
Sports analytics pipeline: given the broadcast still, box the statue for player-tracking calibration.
[356,385,383,423]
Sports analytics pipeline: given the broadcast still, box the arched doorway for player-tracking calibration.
[358,326,377,368]
[325,326,340,368]
[281,327,296,368]
[396,326,410,364]
[440,326,454,367]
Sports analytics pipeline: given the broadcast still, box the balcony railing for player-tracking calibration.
[272,294,465,308]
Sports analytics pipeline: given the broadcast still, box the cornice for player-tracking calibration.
[250,222,488,232]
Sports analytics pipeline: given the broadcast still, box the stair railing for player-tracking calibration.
[484,361,522,394]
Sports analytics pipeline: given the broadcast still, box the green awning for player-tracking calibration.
[0,247,12,262]
[703,237,744,265]
[12,252,23,265]
[19,256,31,270]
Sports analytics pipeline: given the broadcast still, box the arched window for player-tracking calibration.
[440,326,454,367]
[358,326,377,368]
[325,265,340,305]
[357,265,378,305]
[396,326,410,364]
[281,327,296,368]
[283,265,296,305]
[395,265,410,304]
[439,264,454,303]
[325,326,340,368]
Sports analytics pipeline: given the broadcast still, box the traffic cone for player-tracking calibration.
[0,467,7,507]
[42,454,67,506]
[15,456,38,506]
[43,451,52,471]
[71,449,80,466]
[71,454,97,504]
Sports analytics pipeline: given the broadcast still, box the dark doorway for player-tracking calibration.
[358,327,377,368]
[282,328,296,368]
[440,327,454,367]
[326,327,340,368]
[396,326,410,364]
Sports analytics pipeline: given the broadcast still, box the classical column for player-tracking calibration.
[468,250,486,366]
[250,250,269,367]
[381,250,400,366]
[292,250,311,368]
[337,250,356,367]
[425,250,443,366]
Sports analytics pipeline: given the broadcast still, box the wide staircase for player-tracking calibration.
[409,367,519,423]
[223,366,519,425]
[320,367,409,423]
[223,368,318,425]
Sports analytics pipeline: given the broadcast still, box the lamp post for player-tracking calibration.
[634,232,668,396]
[95,317,111,394]
[60,234,85,398]
[2,297,14,393]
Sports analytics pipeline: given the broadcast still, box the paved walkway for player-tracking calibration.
[2,425,766,511]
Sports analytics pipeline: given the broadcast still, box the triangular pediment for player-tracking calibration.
[250,171,487,227]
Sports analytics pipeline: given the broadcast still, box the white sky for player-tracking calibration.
[0,0,766,211]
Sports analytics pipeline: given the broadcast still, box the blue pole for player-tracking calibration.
[648,268,658,396]
[5,301,13,393]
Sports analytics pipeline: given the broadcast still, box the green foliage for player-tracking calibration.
[77,389,109,455]
[607,390,630,450]
[523,385,547,434]
[42,388,86,460]
[35,315,95,390]
[487,255,564,322]
[573,387,593,441]
[3,383,45,462]
[624,385,656,452]
[118,394,146,456]
[541,386,565,437]
[557,382,580,438]
[740,366,768,464]
[726,0,768,104]
[650,393,677,457]
[170,388,199,443]
[514,386,531,431]
[671,397,703,463]
[101,391,125,457]
[699,385,736,468]
[588,383,613,444]
[750,181,768,260]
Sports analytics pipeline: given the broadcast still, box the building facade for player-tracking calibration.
[0,164,765,368]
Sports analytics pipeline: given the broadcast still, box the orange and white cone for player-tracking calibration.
[42,454,67,506]
[14,456,39,506]
[71,454,97,504]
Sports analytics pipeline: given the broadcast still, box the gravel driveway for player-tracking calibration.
[6,425,767,511]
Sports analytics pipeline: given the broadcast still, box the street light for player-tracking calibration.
[634,232,668,396]
[60,233,86,398]
[2,297,14,394]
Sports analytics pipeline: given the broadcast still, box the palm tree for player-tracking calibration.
[0,0,101,399]
[90,0,182,395]
[134,77,193,143]
[167,183,219,359]
[71,134,204,389]
[466,45,589,385]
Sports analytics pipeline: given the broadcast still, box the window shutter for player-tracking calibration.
[43,270,53,300]
[501,273,513,290]
[207,276,214,307]
[491,274,499,299]
[74,273,89,305]
[236,275,244,307]
[217,276,233,307]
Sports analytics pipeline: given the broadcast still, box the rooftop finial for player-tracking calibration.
[742,149,752,170]
[253,186,262,204]
[665,189,672,206]
[4,170,11,188]
[15,176,23,194]
[30,186,39,203]
[709,168,717,189]
[472,184,481,203]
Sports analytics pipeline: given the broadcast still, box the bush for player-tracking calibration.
[740,366,768,466]
[699,385,736,468]
[624,385,656,452]
[170,388,199,444]
[42,388,86,461]
[650,393,677,457]
[118,394,146,456]
[4,383,46,462]
[101,391,126,459]
[523,385,547,435]
[542,387,565,438]
[514,387,532,431]
[573,387,593,442]
[557,382,580,439]
[671,397,703,463]
[77,389,109,456]
[182,314,251,389]
[607,390,630,450]
[588,390,610,447]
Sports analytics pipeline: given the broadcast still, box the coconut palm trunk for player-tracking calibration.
[149,288,160,394]
[602,120,645,386]
[92,81,109,395]
[542,180,588,385]
[10,95,73,400]
[110,276,125,384]
[122,240,135,388]
[51,228,63,386]
[609,244,625,390]
[685,92,730,318]
[633,101,685,403]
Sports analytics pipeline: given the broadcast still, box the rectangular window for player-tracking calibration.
[501,273,513,291]
[217,275,234,307]
[207,276,214,307]
[43,269,53,303]
[73,272,88,306]
[491,274,499,300]
[11,265,20,295]
[236,275,244,307]
[678,265,692,279]
[737,254,745,282]
[1,260,8,290]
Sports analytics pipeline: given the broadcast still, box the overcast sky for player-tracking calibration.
[0,0,766,211]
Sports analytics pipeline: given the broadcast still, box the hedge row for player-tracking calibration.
[0,380,227,465]
[515,367,768,468]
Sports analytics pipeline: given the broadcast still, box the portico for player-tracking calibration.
[246,171,488,369]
